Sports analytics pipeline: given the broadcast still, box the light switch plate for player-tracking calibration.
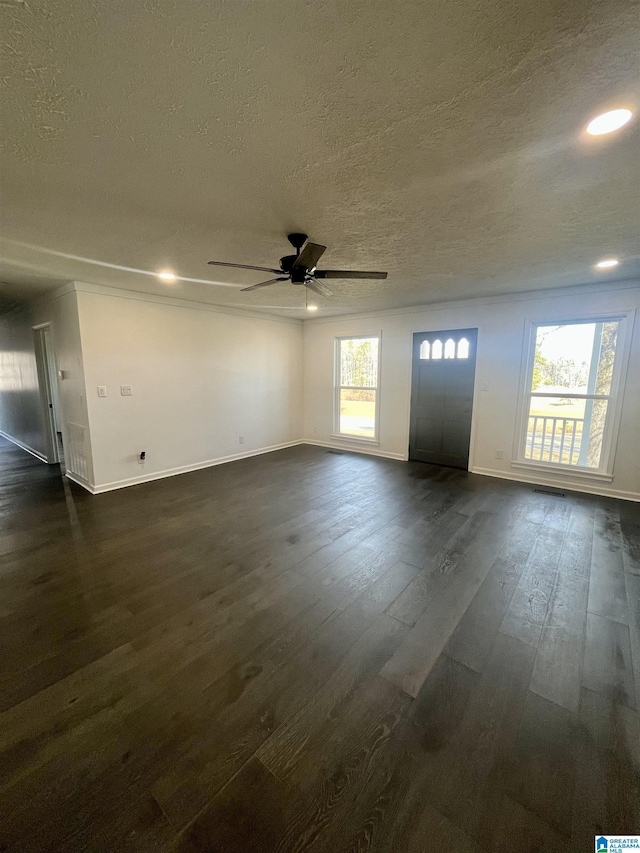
[97,385,107,397]
[120,385,132,396]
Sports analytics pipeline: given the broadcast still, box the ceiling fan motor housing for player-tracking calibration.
[279,254,297,273]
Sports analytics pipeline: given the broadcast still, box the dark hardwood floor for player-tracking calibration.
[0,436,638,852]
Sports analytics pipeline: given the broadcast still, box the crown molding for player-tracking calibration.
[68,281,303,326]
[305,278,640,325]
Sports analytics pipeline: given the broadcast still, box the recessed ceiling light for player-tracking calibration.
[595,258,619,269]
[157,270,177,282]
[586,109,633,136]
[307,304,318,312]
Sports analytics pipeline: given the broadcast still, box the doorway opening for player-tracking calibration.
[33,324,63,465]
[409,328,478,469]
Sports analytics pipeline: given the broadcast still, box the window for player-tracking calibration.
[420,336,470,359]
[334,335,380,441]
[518,318,628,474]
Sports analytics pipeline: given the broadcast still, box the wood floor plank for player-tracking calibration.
[255,612,410,782]
[582,611,636,709]
[529,570,589,712]
[620,501,640,576]
[420,633,537,838]
[588,506,628,624]
[263,676,411,853]
[381,510,516,696]
[557,502,595,577]
[282,655,481,852]
[172,756,285,853]
[444,557,524,673]
[386,510,496,626]
[572,687,640,848]
[499,524,565,648]
[500,690,577,835]
[478,794,568,853]
[625,571,640,711]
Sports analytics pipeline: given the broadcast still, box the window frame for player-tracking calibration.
[513,311,634,481]
[333,333,382,445]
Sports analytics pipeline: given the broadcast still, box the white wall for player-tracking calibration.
[0,299,48,458]
[76,284,303,492]
[303,282,640,501]
[32,286,95,485]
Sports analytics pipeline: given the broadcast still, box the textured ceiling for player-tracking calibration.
[1,0,639,318]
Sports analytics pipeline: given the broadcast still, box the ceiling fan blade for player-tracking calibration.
[305,278,334,297]
[208,261,281,274]
[293,242,326,270]
[240,277,288,292]
[314,269,388,280]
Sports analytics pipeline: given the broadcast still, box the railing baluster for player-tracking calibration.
[550,417,558,461]
[560,419,567,463]
[569,420,576,464]
[530,416,536,459]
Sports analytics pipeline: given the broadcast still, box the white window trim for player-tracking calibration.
[333,333,382,445]
[512,310,635,480]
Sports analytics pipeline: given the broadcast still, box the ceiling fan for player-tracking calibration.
[208,233,388,296]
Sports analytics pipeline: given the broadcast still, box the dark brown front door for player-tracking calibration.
[409,328,478,468]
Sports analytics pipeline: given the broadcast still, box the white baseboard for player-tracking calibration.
[0,429,48,463]
[471,465,640,503]
[90,440,306,494]
[65,471,96,494]
[302,438,406,462]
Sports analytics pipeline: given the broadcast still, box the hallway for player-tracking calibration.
[0,436,638,852]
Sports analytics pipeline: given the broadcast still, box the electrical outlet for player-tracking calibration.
[481,381,489,391]
[313,426,318,434]
[139,451,146,463]
[239,435,244,444]
[495,449,504,459]
[120,385,132,396]
[97,385,107,397]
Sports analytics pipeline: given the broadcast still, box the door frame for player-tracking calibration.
[405,325,481,471]
[33,323,61,464]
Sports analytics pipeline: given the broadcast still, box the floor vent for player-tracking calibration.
[327,450,345,455]
[533,488,566,497]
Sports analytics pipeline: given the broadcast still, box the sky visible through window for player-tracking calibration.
[535,324,594,381]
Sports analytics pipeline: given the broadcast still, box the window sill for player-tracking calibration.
[512,460,614,482]
[331,433,380,447]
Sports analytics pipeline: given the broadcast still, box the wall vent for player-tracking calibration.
[66,423,88,480]
[326,450,345,455]
[533,488,566,498]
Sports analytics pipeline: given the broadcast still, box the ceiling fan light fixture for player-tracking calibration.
[586,109,633,136]
[157,270,177,282]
